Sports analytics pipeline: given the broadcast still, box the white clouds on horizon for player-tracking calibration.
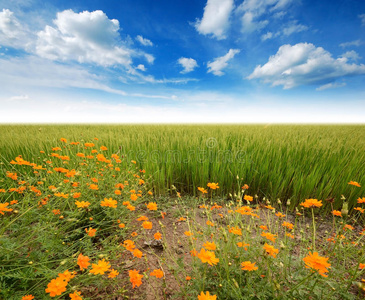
[248,43,365,89]
[207,49,240,76]
[195,0,234,39]
[178,57,198,74]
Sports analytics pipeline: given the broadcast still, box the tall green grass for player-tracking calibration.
[1,124,364,209]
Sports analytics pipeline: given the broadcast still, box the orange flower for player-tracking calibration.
[60,138,67,143]
[237,242,250,250]
[276,212,286,218]
[243,195,253,202]
[147,202,158,210]
[52,209,60,215]
[197,248,219,266]
[359,263,365,270]
[184,231,193,236]
[348,181,361,187]
[154,232,162,240]
[45,277,68,297]
[282,221,294,230]
[198,187,208,194]
[259,225,268,231]
[358,197,365,204]
[89,184,98,190]
[186,276,192,281]
[300,199,323,208]
[142,221,153,229]
[261,232,277,243]
[89,259,111,275]
[332,210,342,217]
[303,252,331,277]
[85,227,97,237]
[119,223,126,228]
[137,215,149,221]
[203,241,217,251]
[73,192,81,198]
[75,201,90,208]
[123,240,136,251]
[100,146,108,151]
[21,295,34,300]
[150,269,164,278]
[108,269,119,278]
[344,224,354,231]
[100,198,117,208]
[241,261,258,271]
[130,193,138,201]
[58,270,75,282]
[228,226,242,235]
[132,248,143,258]
[0,202,13,215]
[197,291,217,300]
[129,269,143,288]
[263,243,279,258]
[69,291,83,300]
[207,182,219,190]
[77,253,90,271]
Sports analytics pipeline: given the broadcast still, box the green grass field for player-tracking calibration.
[1,124,364,209]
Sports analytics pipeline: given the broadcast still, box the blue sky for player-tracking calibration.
[0,0,364,123]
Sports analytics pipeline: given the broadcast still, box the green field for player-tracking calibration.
[1,124,364,209]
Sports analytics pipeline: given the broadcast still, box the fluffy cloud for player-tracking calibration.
[248,43,365,89]
[237,0,293,33]
[195,0,234,39]
[178,57,198,73]
[36,10,152,67]
[341,50,361,62]
[136,35,153,46]
[0,9,30,48]
[207,49,240,76]
[136,64,146,71]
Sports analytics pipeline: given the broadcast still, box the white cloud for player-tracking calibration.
[248,43,365,89]
[340,39,362,48]
[195,0,234,39]
[261,31,275,40]
[36,10,152,67]
[282,20,308,36]
[237,0,294,33]
[178,57,198,73]
[136,35,153,46]
[207,49,240,76]
[359,14,365,26]
[8,94,29,101]
[316,82,346,91]
[341,50,361,62]
[136,64,146,71]
[0,8,31,48]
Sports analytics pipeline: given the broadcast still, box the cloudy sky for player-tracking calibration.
[0,0,364,123]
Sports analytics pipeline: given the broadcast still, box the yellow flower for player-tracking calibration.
[263,243,279,258]
[108,269,119,278]
[203,241,217,250]
[89,259,111,275]
[100,198,117,208]
[300,199,323,208]
[303,252,330,277]
[75,201,90,208]
[197,248,219,266]
[197,291,217,300]
[207,182,219,190]
[150,269,164,278]
[241,261,258,271]
[147,202,158,210]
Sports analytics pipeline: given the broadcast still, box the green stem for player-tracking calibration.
[311,208,316,251]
